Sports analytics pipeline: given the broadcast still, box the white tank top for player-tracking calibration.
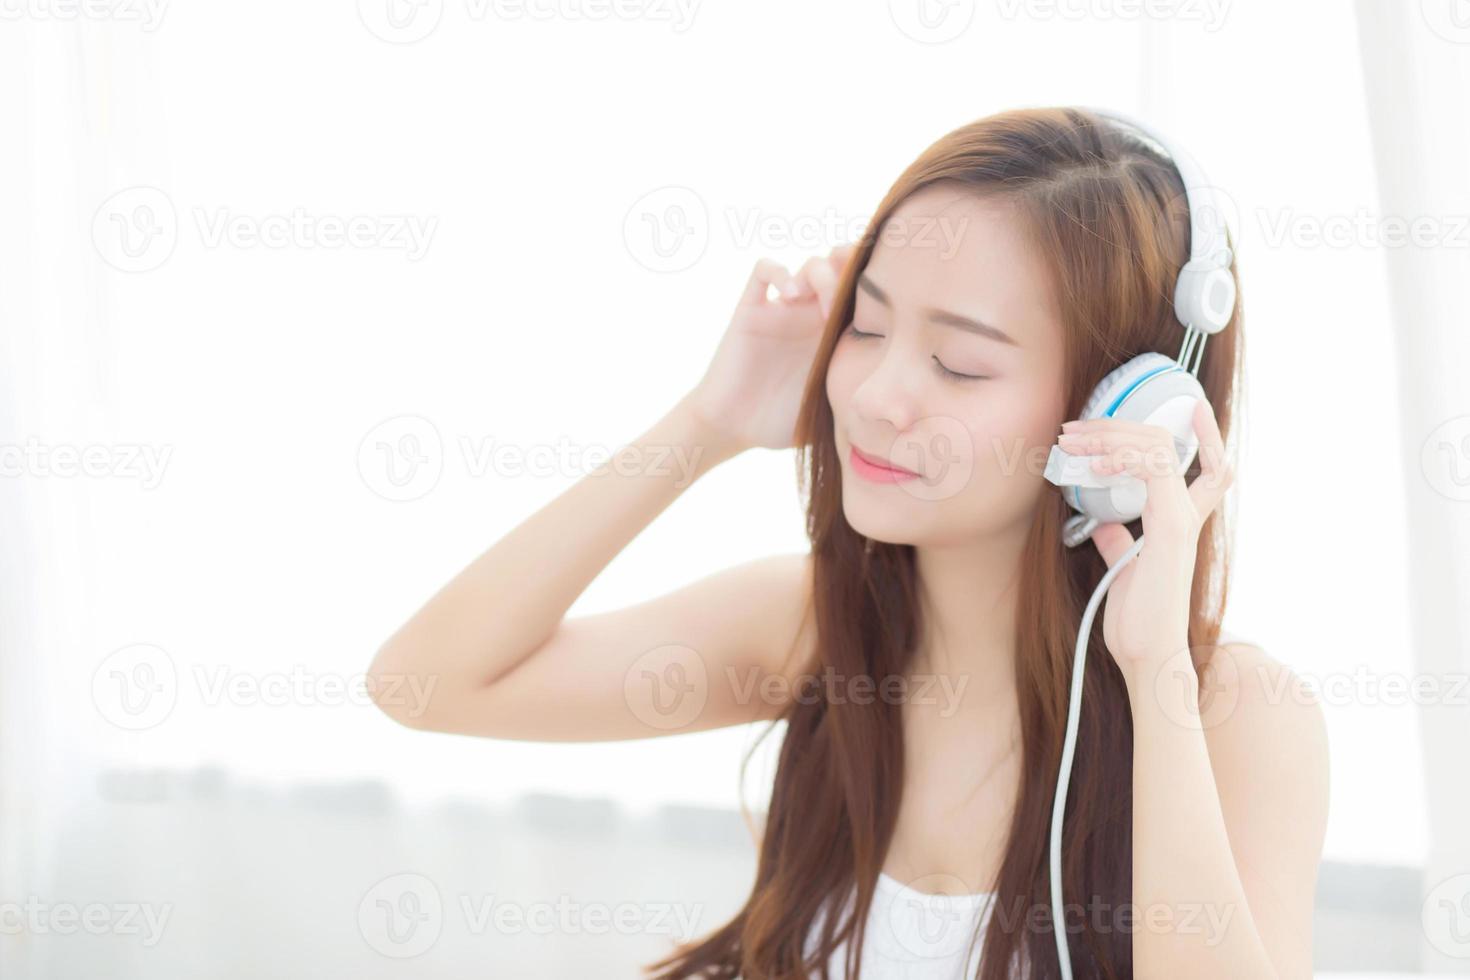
[805,871,997,979]
[801,628,1260,978]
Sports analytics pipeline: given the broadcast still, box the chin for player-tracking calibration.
[840,493,933,548]
[843,483,1024,550]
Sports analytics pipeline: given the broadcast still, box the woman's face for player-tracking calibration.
[825,185,1069,548]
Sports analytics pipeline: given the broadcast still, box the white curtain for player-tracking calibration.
[1354,1,1470,972]
[0,19,118,978]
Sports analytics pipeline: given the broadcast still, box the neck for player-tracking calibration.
[911,522,1029,715]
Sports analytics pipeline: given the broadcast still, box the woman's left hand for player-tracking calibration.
[1054,398,1235,678]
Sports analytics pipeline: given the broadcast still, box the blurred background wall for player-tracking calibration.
[2,0,1467,975]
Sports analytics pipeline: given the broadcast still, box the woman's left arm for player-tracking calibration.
[1056,400,1330,979]
[1124,640,1329,979]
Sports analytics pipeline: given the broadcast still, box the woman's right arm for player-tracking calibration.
[366,247,853,742]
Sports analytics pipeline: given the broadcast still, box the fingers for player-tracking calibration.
[1186,397,1235,517]
[791,255,840,321]
[1058,399,1236,531]
[749,243,857,321]
[1058,425,1184,481]
[741,258,793,307]
[1058,420,1195,534]
[1089,521,1137,568]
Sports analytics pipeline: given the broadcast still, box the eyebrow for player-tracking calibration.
[857,273,1020,347]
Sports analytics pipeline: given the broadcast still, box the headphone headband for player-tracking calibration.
[1080,107,1238,337]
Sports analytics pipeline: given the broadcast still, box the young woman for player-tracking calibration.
[368,107,1330,979]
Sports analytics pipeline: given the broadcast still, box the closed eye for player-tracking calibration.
[933,357,988,381]
[842,323,989,381]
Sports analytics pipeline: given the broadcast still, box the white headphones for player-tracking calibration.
[1042,107,1237,548]
[1045,108,1237,980]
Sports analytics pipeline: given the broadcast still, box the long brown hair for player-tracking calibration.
[646,105,1243,979]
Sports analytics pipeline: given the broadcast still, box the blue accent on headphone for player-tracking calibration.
[1103,363,1179,417]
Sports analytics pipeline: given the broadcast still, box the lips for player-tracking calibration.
[851,444,917,475]
[848,442,922,483]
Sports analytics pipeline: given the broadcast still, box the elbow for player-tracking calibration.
[365,643,439,731]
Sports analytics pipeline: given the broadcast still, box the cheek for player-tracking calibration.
[960,383,1060,489]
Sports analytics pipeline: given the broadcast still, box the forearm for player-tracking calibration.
[1125,654,1277,979]
[369,390,741,700]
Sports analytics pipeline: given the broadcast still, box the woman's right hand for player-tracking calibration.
[685,244,857,453]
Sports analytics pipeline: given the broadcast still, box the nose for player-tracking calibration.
[850,342,925,434]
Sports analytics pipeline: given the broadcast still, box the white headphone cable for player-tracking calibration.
[1049,532,1147,980]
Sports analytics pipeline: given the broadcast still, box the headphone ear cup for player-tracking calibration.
[1065,352,1207,525]
[1175,258,1237,335]
[1078,351,1181,422]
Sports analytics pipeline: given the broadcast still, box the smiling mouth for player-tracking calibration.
[848,442,922,480]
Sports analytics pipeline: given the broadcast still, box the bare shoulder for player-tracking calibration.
[1201,638,1330,831]
[1198,638,1330,977]
[1204,640,1327,729]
